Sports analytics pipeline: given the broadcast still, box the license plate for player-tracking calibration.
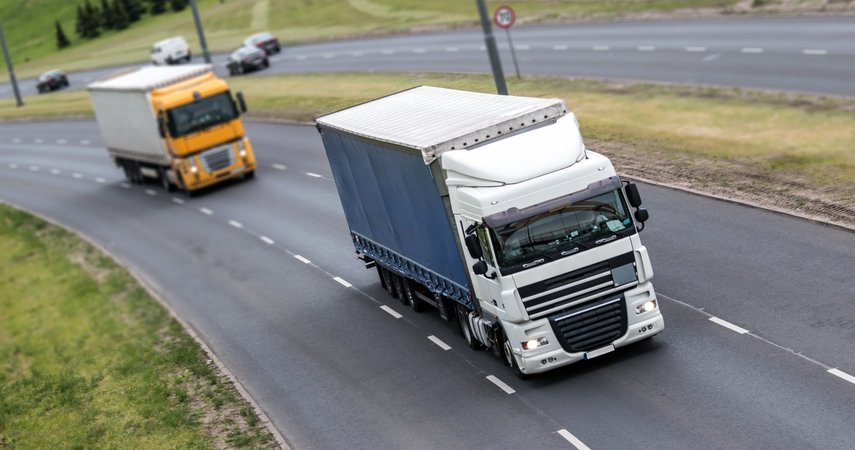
[584,345,615,360]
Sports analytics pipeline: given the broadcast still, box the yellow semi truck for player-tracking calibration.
[87,65,256,193]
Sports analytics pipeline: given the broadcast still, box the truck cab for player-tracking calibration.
[444,115,663,376]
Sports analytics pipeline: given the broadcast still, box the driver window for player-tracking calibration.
[476,228,497,267]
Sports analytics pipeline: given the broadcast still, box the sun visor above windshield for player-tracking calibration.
[482,176,622,228]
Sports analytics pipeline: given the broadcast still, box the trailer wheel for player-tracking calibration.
[379,267,397,299]
[402,279,427,312]
[501,328,529,380]
[457,305,482,351]
[391,274,406,303]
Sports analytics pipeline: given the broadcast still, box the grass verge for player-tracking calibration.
[1,72,853,226]
[0,205,274,449]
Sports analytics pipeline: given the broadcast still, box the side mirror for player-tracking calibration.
[157,115,166,138]
[625,182,642,208]
[634,208,650,223]
[472,260,488,276]
[464,234,483,260]
[235,91,248,114]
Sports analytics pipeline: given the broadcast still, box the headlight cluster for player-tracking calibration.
[237,139,247,157]
[186,158,198,173]
[521,337,548,351]
[635,299,657,314]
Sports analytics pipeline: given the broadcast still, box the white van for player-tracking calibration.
[151,37,191,65]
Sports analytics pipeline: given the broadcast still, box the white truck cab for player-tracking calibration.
[151,36,191,65]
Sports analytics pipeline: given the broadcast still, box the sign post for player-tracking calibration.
[476,0,507,95]
[0,20,23,107]
[493,5,520,79]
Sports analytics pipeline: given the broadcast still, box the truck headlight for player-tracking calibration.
[522,337,548,350]
[635,299,657,314]
[186,159,198,173]
[237,139,247,157]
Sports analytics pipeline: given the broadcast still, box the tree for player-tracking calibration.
[100,0,114,30]
[169,0,187,12]
[75,4,86,38]
[55,20,71,49]
[120,0,143,22]
[112,0,129,30]
[83,0,101,38]
[149,0,166,15]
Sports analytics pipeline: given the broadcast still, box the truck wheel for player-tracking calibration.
[160,168,174,192]
[379,267,397,299]
[457,306,482,351]
[391,275,406,303]
[402,279,427,312]
[501,329,529,380]
[243,170,255,180]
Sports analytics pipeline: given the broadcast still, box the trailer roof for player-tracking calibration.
[87,64,212,92]
[316,86,566,164]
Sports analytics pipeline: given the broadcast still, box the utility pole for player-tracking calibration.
[475,0,507,95]
[189,0,211,64]
[0,20,23,107]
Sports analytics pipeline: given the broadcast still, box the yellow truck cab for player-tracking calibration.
[88,65,256,193]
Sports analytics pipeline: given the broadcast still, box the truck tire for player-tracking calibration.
[501,328,529,380]
[243,170,255,180]
[379,267,397,299]
[160,167,174,192]
[402,279,427,312]
[391,274,406,303]
[457,305,482,351]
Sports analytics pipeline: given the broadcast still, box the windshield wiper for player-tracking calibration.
[594,235,618,245]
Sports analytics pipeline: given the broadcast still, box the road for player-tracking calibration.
[2,121,854,448]
[2,17,855,99]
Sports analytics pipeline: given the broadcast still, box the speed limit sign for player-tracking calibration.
[493,5,516,29]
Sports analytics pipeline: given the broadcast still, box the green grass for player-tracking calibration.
[0,205,272,448]
[1,0,746,80]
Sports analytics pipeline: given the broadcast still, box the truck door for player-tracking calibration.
[460,219,505,314]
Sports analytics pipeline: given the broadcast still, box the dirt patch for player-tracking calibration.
[593,139,855,229]
[67,250,110,283]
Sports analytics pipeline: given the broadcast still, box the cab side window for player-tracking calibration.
[476,228,497,267]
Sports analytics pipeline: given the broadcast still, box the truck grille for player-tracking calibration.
[201,145,234,172]
[549,296,627,353]
[518,252,637,320]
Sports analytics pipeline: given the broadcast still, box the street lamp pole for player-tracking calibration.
[475,0,508,95]
[189,0,211,64]
[0,20,23,107]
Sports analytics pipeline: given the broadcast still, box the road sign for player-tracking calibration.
[493,5,516,29]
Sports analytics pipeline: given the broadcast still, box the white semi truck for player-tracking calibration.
[316,86,663,378]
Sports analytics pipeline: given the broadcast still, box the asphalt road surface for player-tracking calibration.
[1,121,854,448]
[2,17,855,99]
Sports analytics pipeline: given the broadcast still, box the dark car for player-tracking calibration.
[36,70,69,94]
[226,47,269,76]
[243,32,280,55]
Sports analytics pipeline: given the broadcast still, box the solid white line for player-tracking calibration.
[119,182,130,188]
[381,49,395,55]
[828,368,855,385]
[686,46,706,52]
[200,207,213,215]
[445,47,459,52]
[56,139,67,144]
[412,48,426,54]
[73,173,83,179]
[80,140,91,145]
[95,177,106,184]
[260,236,274,245]
[33,138,43,144]
[380,305,402,319]
[637,45,655,51]
[50,169,61,175]
[741,47,764,53]
[172,197,184,205]
[333,277,352,288]
[592,45,610,51]
[271,163,286,170]
[803,49,827,55]
[229,220,243,229]
[557,429,592,450]
[515,45,530,51]
[29,166,39,171]
[486,375,516,394]
[145,189,157,196]
[702,53,720,62]
[427,335,451,351]
[305,172,322,178]
[552,45,568,51]
[709,316,749,334]
[293,254,311,264]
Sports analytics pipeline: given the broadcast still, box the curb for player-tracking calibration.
[0,199,292,450]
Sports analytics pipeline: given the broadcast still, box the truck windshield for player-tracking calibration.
[489,189,635,273]
[167,92,238,137]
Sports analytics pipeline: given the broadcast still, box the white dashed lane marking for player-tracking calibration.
[428,335,451,351]
[34,138,43,144]
[741,48,764,53]
[333,277,352,288]
[515,45,530,51]
[637,45,655,51]
[296,55,307,60]
[703,53,721,62]
[306,172,323,178]
[592,45,609,51]
[552,45,568,51]
[172,197,185,205]
[8,163,17,169]
[828,368,855,386]
[271,163,286,170]
[95,177,106,184]
[686,46,707,52]
[56,139,67,144]
[228,220,243,229]
[119,182,130,189]
[293,255,311,264]
[322,53,334,59]
[803,49,828,55]
[380,305,402,319]
[12,138,21,143]
[260,236,274,245]
[29,166,39,172]
[412,48,426,54]
[381,49,395,55]
[50,169,61,175]
[486,375,516,394]
[145,189,157,196]
[557,429,591,450]
[351,51,364,57]
[80,140,91,145]
[445,47,459,52]
[200,207,213,215]
[73,173,83,179]
[709,316,749,334]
